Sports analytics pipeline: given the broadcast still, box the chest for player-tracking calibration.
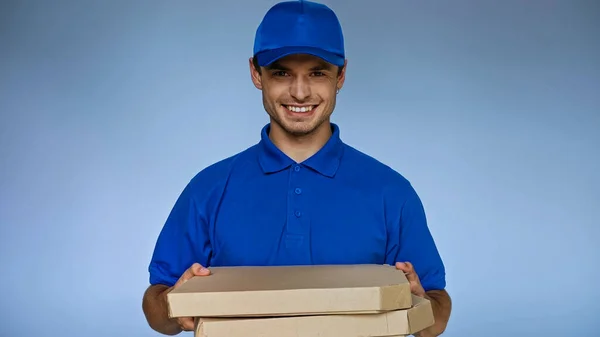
[208,171,388,266]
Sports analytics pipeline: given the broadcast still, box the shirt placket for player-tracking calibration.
[284,163,311,263]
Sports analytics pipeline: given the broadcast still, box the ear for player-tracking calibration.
[249,57,263,90]
[336,59,348,91]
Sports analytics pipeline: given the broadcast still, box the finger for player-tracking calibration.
[395,261,412,272]
[400,262,421,284]
[396,262,419,280]
[192,264,211,276]
[187,263,211,277]
[176,263,208,286]
[179,264,200,283]
[178,317,195,331]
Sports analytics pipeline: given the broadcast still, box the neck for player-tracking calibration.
[268,121,332,163]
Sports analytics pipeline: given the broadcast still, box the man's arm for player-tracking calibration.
[387,184,452,336]
[142,284,182,335]
[418,289,452,336]
[143,173,215,334]
[143,263,211,335]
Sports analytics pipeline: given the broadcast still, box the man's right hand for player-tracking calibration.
[164,263,212,331]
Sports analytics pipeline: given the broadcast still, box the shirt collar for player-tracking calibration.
[257,123,345,178]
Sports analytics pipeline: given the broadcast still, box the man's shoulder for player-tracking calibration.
[342,143,412,189]
[185,144,260,192]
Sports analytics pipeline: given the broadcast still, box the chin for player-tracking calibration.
[279,118,327,137]
[286,125,317,136]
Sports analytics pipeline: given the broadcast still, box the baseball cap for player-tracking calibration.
[253,0,345,67]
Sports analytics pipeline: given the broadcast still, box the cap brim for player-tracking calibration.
[255,46,345,67]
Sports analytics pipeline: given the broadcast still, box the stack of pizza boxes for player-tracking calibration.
[166,264,434,337]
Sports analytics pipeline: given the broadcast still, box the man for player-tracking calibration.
[142,0,451,336]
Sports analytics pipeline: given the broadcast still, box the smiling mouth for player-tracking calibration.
[283,105,318,113]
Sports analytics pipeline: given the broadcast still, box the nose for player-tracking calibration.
[290,76,311,101]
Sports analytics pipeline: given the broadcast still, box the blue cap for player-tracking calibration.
[253,0,345,67]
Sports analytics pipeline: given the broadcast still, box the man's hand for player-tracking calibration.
[143,262,211,335]
[166,263,212,331]
[395,261,425,297]
[395,261,452,336]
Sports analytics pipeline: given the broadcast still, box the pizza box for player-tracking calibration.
[193,295,434,337]
[167,264,412,318]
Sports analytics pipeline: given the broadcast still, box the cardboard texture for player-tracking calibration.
[167,264,412,318]
[194,295,434,337]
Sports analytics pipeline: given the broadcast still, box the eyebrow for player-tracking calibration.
[265,62,290,71]
[309,62,334,71]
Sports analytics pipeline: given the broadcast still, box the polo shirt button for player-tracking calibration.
[294,165,301,172]
[294,188,302,195]
[294,210,302,217]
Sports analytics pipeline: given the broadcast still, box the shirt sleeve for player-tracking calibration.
[147,179,213,287]
[385,186,447,292]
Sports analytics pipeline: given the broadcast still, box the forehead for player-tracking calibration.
[268,54,334,69]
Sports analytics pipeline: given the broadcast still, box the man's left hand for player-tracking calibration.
[395,261,426,298]
[395,261,452,336]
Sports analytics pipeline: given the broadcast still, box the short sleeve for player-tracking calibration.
[385,187,446,292]
[148,180,213,287]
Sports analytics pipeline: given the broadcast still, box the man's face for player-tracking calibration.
[250,53,346,137]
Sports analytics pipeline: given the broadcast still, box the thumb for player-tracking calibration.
[190,263,211,276]
[396,262,417,279]
[177,263,210,286]
[395,261,410,272]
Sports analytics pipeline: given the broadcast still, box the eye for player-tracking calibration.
[311,71,325,77]
[272,71,288,77]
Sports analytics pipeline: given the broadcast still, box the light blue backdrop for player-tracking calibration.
[1,0,598,336]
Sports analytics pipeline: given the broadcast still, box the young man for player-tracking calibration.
[142,1,451,336]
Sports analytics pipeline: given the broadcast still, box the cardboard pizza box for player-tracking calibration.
[193,295,434,337]
[167,264,412,318]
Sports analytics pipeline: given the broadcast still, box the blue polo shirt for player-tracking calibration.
[148,123,446,292]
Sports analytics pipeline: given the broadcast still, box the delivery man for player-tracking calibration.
[142,1,452,336]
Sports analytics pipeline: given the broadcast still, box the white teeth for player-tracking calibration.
[286,105,314,113]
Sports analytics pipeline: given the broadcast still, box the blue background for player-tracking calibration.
[1,0,598,336]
